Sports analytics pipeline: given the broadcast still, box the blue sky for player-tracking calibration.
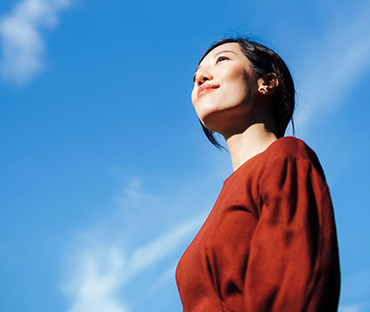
[0,0,369,311]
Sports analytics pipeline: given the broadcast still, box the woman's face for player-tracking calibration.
[192,42,260,134]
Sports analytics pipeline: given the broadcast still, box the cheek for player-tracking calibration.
[228,70,257,100]
[221,63,244,79]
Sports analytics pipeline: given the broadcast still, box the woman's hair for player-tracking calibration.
[197,38,295,149]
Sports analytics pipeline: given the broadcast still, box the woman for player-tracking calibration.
[176,38,340,311]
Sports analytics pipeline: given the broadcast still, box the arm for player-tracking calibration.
[244,157,340,311]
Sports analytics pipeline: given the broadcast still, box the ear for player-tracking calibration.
[257,73,279,95]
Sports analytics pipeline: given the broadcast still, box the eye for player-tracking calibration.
[216,56,228,63]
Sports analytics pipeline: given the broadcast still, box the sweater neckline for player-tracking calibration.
[223,137,290,185]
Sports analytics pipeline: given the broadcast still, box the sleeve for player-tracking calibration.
[244,156,340,312]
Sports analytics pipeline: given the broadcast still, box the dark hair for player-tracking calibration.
[197,38,295,149]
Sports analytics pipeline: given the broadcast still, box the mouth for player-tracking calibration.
[197,84,219,98]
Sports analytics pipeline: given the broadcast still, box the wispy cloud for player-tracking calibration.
[338,270,370,312]
[0,0,72,85]
[62,177,206,312]
[339,304,363,312]
[294,3,370,131]
[63,246,128,312]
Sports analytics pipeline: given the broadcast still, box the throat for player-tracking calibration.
[226,126,278,171]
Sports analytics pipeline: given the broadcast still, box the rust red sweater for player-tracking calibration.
[176,137,340,312]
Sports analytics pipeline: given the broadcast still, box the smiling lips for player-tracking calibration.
[197,84,219,98]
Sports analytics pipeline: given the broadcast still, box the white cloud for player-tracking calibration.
[0,0,72,85]
[62,178,205,312]
[63,246,128,312]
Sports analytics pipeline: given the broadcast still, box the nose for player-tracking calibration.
[194,69,213,86]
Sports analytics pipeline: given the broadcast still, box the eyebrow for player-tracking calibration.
[213,50,237,58]
[195,50,238,72]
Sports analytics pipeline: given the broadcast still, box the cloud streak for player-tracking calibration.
[63,246,128,312]
[293,4,370,131]
[62,178,206,312]
[0,0,71,85]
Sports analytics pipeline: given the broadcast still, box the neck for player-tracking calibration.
[225,123,278,171]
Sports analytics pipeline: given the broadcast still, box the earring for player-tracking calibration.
[259,88,267,94]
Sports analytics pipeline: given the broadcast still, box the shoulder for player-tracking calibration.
[266,137,315,160]
[263,137,326,179]
[265,137,320,166]
[228,137,326,184]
